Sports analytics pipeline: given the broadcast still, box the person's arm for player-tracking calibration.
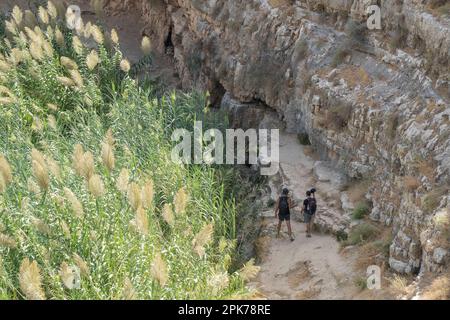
[274,198,280,217]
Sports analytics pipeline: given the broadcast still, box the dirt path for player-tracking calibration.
[249,133,360,299]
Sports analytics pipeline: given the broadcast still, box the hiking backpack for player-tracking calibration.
[279,196,289,211]
[308,197,317,214]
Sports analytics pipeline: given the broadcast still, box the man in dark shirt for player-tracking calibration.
[274,188,295,241]
[302,189,317,238]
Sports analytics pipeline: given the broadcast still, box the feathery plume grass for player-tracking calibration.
[86,50,99,70]
[83,21,92,39]
[59,262,75,289]
[31,216,51,235]
[192,223,214,258]
[80,151,95,180]
[0,233,17,249]
[104,129,115,147]
[122,277,137,300]
[0,60,11,73]
[131,207,149,236]
[57,76,75,87]
[0,154,13,185]
[24,27,38,42]
[47,103,58,111]
[42,40,54,57]
[141,36,152,55]
[60,56,78,70]
[0,175,5,193]
[27,178,40,194]
[12,6,23,25]
[101,142,115,172]
[162,203,175,226]
[88,174,105,198]
[116,168,130,194]
[150,252,168,287]
[111,28,119,45]
[5,20,17,35]
[91,25,104,44]
[47,114,57,130]
[55,27,65,47]
[72,36,83,55]
[45,155,60,180]
[174,187,188,215]
[69,69,84,88]
[38,7,50,25]
[207,272,229,296]
[127,182,142,211]
[24,10,38,28]
[72,144,84,176]
[29,42,44,61]
[10,48,24,65]
[47,1,58,20]
[32,160,49,191]
[64,187,84,218]
[73,253,90,276]
[141,179,154,209]
[19,258,46,300]
[238,259,260,281]
[0,97,16,106]
[60,221,71,239]
[120,59,131,73]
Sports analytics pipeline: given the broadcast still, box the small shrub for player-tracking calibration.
[326,102,352,130]
[335,230,348,242]
[422,186,449,213]
[404,176,420,192]
[354,276,367,290]
[266,198,276,207]
[386,112,399,139]
[345,19,366,44]
[352,202,370,220]
[344,223,379,246]
[298,132,311,145]
[331,45,350,67]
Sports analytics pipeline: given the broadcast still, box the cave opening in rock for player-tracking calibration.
[164,26,174,56]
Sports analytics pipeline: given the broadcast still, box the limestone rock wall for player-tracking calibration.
[104,0,449,276]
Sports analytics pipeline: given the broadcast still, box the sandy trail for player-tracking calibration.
[250,133,360,299]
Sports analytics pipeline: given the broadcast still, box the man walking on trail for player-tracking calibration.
[302,189,317,238]
[274,188,295,242]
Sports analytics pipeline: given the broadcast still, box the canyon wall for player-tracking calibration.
[104,0,449,276]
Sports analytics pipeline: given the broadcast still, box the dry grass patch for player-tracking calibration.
[388,274,414,298]
[339,66,372,88]
[404,176,420,192]
[295,286,321,299]
[268,0,293,8]
[421,272,450,300]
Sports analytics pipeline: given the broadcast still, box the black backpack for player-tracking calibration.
[308,197,317,214]
[279,196,289,211]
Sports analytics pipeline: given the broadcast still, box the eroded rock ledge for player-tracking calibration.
[104,0,449,277]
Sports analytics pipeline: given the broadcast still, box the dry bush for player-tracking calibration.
[421,272,450,300]
[346,179,371,203]
[404,176,420,192]
[422,185,448,213]
[388,275,413,297]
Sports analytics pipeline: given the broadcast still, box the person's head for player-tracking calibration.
[306,190,311,197]
[282,188,289,195]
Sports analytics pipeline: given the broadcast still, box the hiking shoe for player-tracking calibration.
[290,237,295,242]
[306,234,312,238]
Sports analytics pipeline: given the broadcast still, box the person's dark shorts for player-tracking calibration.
[304,212,315,223]
[279,213,290,221]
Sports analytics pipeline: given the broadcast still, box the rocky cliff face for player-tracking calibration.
[104,0,449,277]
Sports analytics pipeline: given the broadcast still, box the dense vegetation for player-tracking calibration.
[0,2,259,299]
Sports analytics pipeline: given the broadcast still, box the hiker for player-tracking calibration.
[302,188,317,238]
[274,188,295,241]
